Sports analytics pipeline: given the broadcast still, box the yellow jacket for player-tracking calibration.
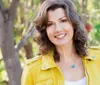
[21,47,100,85]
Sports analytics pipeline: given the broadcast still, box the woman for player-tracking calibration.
[21,0,100,85]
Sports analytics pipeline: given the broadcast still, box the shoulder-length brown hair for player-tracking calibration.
[34,0,88,61]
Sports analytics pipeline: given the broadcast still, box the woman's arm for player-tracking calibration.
[21,66,34,85]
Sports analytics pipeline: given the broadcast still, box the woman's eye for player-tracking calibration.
[47,23,53,27]
[61,19,68,23]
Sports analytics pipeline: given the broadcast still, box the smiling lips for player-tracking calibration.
[55,33,67,39]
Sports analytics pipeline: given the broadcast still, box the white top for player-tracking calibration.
[64,77,86,85]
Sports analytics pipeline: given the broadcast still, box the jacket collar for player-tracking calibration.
[83,49,96,60]
[41,50,57,70]
[41,49,96,70]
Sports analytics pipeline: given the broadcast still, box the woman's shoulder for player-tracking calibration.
[21,56,42,85]
[24,55,42,69]
[87,46,100,60]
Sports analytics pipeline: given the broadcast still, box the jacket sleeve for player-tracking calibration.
[21,65,34,85]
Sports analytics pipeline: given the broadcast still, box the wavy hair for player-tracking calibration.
[34,0,88,61]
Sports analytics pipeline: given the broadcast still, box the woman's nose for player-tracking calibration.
[55,23,62,32]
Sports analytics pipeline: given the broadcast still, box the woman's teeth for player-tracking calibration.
[55,34,66,38]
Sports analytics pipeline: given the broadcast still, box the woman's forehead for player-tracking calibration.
[47,8,67,21]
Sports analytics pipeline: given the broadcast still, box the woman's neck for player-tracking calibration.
[55,42,79,62]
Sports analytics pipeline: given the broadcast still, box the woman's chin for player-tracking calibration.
[54,41,69,47]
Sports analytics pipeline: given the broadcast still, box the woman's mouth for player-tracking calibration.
[55,33,67,39]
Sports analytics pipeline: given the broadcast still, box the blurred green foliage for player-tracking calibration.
[0,49,8,85]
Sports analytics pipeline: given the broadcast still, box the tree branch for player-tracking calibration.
[8,0,19,21]
[0,0,6,47]
[15,23,38,52]
[1,0,22,85]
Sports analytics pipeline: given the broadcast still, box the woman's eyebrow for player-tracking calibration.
[48,16,67,22]
[59,16,67,20]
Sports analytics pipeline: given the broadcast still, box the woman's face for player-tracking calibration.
[46,8,74,46]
